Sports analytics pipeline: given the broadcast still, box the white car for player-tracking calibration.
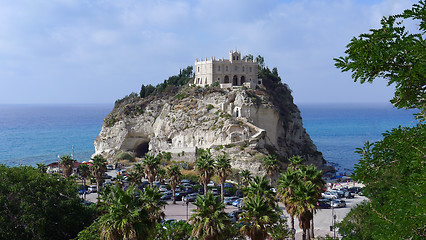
[331,199,346,208]
[322,191,338,199]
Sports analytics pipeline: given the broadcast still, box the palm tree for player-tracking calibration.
[239,195,280,240]
[90,154,107,194]
[127,171,142,186]
[142,153,161,187]
[133,162,145,181]
[190,192,230,240]
[246,175,276,208]
[167,164,182,204]
[277,168,299,236]
[240,169,252,188]
[139,186,166,224]
[263,154,279,185]
[215,153,231,201]
[195,148,215,196]
[157,168,167,185]
[98,185,156,240]
[78,163,91,193]
[60,155,76,178]
[298,164,324,239]
[293,181,317,240]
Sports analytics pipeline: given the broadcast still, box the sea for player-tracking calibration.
[0,103,419,173]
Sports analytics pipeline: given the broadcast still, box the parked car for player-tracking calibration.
[184,193,198,202]
[235,190,244,198]
[175,192,188,201]
[344,191,354,199]
[106,165,114,170]
[161,191,173,200]
[317,198,331,209]
[331,199,346,208]
[88,185,97,193]
[229,210,243,223]
[159,185,168,192]
[232,198,243,208]
[322,191,338,199]
[103,173,112,179]
[348,187,362,194]
[207,181,215,187]
[224,196,239,205]
[198,188,204,195]
[181,179,191,185]
[211,188,219,195]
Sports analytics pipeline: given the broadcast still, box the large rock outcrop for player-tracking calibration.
[94,84,332,175]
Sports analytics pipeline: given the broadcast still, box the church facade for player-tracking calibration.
[194,50,260,88]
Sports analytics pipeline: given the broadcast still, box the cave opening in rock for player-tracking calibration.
[135,141,149,157]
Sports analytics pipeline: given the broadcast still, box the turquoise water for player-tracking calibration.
[0,104,112,166]
[299,103,419,173]
[0,103,418,171]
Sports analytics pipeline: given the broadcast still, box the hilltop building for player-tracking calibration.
[194,50,261,88]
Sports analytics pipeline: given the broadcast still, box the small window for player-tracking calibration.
[198,66,200,72]
[218,78,220,81]
[218,66,221,71]
[242,67,245,72]
[226,66,228,72]
[249,67,252,72]
[234,66,237,71]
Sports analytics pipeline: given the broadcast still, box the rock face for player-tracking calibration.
[94,85,331,175]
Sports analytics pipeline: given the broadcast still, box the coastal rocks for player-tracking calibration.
[94,85,332,174]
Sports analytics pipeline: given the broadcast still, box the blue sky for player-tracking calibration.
[0,0,417,104]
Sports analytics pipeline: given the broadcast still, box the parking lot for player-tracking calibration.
[82,168,367,239]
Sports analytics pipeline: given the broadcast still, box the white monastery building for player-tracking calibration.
[194,50,261,89]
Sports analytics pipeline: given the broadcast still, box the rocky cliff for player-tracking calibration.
[94,82,333,175]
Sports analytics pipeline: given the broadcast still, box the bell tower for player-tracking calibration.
[229,50,241,63]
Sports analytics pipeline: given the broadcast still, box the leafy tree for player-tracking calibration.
[195,148,215,196]
[215,153,232,201]
[333,2,426,239]
[143,153,161,187]
[239,195,280,240]
[293,181,317,240]
[127,171,142,186]
[36,163,47,173]
[339,124,426,239]
[0,165,94,240]
[334,1,426,120]
[277,167,300,235]
[167,164,182,204]
[60,155,76,178]
[90,154,107,195]
[190,192,230,240]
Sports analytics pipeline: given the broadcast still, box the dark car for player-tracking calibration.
[317,198,331,209]
[229,210,243,223]
[235,190,244,198]
[175,192,188,201]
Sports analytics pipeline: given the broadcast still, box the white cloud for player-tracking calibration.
[0,0,419,104]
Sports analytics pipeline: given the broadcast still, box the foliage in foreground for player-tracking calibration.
[0,165,94,240]
[334,0,426,120]
[338,124,426,239]
[334,1,426,239]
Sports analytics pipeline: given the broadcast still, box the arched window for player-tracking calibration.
[242,66,245,72]
[241,76,246,84]
[249,67,252,72]
[233,75,238,85]
[198,66,200,72]
[224,75,230,83]
[226,66,228,72]
[218,66,221,71]
[234,66,238,71]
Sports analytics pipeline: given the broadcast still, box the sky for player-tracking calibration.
[0,0,418,105]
